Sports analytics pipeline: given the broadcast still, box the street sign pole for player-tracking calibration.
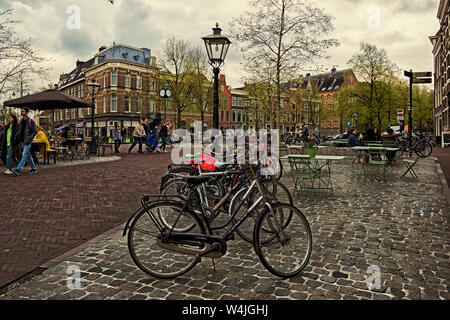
[409,70,413,150]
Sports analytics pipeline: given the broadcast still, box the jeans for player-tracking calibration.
[128,137,143,153]
[114,139,122,152]
[6,145,17,170]
[161,136,167,151]
[17,143,36,171]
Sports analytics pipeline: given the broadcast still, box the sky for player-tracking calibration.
[1,0,441,91]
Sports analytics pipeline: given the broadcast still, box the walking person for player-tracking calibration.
[142,118,149,136]
[12,108,38,175]
[112,122,122,153]
[159,121,169,152]
[128,119,146,154]
[300,121,309,141]
[121,126,127,143]
[1,114,21,175]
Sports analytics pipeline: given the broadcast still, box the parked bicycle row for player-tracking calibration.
[122,149,312,279]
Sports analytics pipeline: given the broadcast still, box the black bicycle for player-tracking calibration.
[398,132,433,158]
[123,164,312,279]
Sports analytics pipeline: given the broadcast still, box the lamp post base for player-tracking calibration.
[88,136,98,155]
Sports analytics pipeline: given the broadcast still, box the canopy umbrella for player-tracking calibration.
[3,89,91,110]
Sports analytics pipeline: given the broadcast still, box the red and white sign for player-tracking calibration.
[397,109,404,120]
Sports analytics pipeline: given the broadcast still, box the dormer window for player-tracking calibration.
[122,52,128,59]
[134,55,139,61]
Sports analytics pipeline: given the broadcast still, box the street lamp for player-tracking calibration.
[87,79,100,152]
[0,106,7,125]
[159,88,172,121]
[202,23,231,130]
[353,113,359,128]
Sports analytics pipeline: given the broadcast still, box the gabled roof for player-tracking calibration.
[291,68,354,93]
[58,58,95,89]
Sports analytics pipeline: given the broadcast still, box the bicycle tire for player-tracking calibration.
[414,139,433,158]
[253,203,312,278]
[127,201,205,279]
[229,179,293,244]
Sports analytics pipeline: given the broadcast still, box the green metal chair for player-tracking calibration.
[288,156,317,197]
[361,148,387,180]
[401,156,420,180]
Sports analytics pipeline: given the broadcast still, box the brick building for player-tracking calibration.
[430,0,449,144]
[218,74,232,130]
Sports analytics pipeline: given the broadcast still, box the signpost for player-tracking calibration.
[397,109,404,121]
[404,70,432,149]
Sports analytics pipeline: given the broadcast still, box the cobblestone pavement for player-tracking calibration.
[0,145,172,289]
[0,153,449,300]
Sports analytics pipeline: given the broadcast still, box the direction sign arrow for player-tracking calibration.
[404,70,413,77]
[413,78,432,84]
[413,72,432,78]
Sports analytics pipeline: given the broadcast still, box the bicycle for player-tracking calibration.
[398,132,433,158]
[123,164,312,279]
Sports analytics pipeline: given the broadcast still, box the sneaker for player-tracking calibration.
[11,169,21,176]
[3,169,13,175]
[29,168,38,174]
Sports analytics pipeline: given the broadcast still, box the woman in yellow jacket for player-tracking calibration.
[33,125,54,159]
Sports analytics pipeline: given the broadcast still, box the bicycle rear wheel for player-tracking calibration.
[254,203,312,278]
[414,140,433,158]
[127,201,206,279]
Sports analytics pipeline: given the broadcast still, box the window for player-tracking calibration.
[232,110,236,122]
[149,78,155,91]
[81,85,84,98]
[237,111,242,122]
[150,99,155,113]
[111,94,117,112]
[125,73,131,88]
[225,111,229,122]
[136,75,142,89]
[125,96,130,112]
[220,110,224,122]
[78,108,83,118]
[103,96,106,113]
[103,75,106,88]
[71,109,75,119]
[303,102,308,111]
[224,96,228,107]
[137,97,142,113]
[111,71,117,86]
[95,99,98,114]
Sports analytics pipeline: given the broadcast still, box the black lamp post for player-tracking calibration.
[202,23,231,130]
[87,79,100,152]
[353,113,359,128]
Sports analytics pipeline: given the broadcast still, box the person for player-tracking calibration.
[1,114,21,175]
[142,118,149,136]
[348,128,359,147]
[128,119,146,154]
[112,122,122,153]
[12,108,38,175]
[373,127,381,141]
[121,126,127,143]
[300,121,309,141]
[101,126,107,138]
[32,125,54,162]
[364,128,376,142]
[381,128,399,164]
[159,121,169,152]
[398,120,405,133]
[61,127,70,139]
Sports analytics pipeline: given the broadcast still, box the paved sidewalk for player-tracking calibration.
[0,155,448,300]
[0,145,172,289]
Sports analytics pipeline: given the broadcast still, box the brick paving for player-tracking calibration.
[0,151,448,300]
[0,145,172,289]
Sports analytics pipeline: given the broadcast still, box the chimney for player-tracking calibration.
[76,60,84,67]
[331,67,337,73]
[54,84,59,90]
[306,73,311,77]
[99,45,107,52]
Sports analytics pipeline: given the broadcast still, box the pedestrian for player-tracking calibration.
[142,118,149,136]
[101,126,107,138]
[128,119,146,154]
[121,126,127,143]
[159,121,169,152]
[1,114,21,175]
[11,107,38,175]
[112,122,122,153]
[300,121,309,141]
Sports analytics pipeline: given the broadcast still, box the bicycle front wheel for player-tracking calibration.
[128,201,206,279]
[414,140,433,158]
[254,203,312,278]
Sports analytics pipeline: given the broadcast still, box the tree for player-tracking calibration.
[0,9,51,100]
[347,43,398,129]
[230,0,339,130]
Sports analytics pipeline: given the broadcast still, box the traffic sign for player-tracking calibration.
[413,78,432,84]
[413,72,432,78]
[404,70,413,77]
[397,109,404,121]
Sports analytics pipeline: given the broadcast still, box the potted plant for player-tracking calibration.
[302,135,317,158]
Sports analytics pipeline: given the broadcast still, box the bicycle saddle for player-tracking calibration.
[182,176,210,186]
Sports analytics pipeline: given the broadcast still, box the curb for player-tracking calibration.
[39,222,125,269]
[435,159,450,207]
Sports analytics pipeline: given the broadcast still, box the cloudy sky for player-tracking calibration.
[1,0,441,90]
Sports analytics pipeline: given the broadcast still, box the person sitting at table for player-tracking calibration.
[32,125,54,162]
[373,127,381,141]
[348,128,359,147]
[381,128,398,164]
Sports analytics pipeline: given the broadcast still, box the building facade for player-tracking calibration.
[430,0,450,143]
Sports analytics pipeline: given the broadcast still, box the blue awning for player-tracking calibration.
[55,124,68,131]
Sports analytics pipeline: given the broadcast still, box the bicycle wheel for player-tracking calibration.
[254,203,312,278]
[414,140,433,158]
[160,166,195,190]
[128,201,206,279]
[230,179,293,243]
